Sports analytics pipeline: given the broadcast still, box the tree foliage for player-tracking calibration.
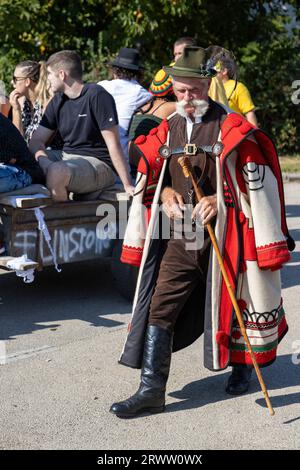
[0,0,299,153]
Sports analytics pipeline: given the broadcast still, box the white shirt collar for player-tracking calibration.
[185,115,202,125]
[185,115,202,142]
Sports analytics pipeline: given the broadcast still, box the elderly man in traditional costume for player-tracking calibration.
[109,46,292,418]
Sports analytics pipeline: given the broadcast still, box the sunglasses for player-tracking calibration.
[12,76,28,84]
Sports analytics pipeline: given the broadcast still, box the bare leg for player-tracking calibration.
[46,162,72,202]
[37,156,53,176]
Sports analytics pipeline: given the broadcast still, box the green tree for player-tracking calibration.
[0,0,299,153]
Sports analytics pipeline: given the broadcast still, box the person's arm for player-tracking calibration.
[236,83,258,127]
[94,87,134,194]
[9,90,24,136]
[245,110,258,127]
[135,87,152,110]
[101,126,134,195]
[238,138,290,269]
[29,125,55,174]
[28,96,58,174]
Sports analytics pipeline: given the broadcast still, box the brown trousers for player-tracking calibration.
[148,234,211,331]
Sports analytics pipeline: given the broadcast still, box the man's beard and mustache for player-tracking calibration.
[176,99,209,118]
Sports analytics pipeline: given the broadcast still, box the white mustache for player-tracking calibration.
[176,99,209,118]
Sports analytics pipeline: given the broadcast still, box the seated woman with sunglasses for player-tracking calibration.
[9,61,62,148]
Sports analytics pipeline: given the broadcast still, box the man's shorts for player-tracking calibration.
[46,150,116,194]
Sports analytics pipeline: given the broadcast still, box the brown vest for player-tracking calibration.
[167,100,226,205]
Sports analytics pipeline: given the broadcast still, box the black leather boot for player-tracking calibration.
[110,325,173,418]
[225,364,252,395]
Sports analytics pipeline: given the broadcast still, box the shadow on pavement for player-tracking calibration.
[167,354,300,414]
[285,205,300,221]
[282,248,300,289]
[0,259,131,341]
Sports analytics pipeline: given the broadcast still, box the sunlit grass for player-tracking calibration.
[279,156,300,173]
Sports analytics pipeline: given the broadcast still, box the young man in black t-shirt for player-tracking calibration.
[29,50,134,202]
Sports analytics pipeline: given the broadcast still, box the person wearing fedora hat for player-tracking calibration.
[109,47,143,73]
[109,46,291,418]
[172,38,228,107]
[98,48,152,168]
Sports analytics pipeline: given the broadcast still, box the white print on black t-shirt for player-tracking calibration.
[78,114,87,117]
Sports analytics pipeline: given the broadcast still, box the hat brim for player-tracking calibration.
[109,59,144,71]
[163,64,216,79]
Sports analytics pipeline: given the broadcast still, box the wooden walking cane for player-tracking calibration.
[178,156,275,416]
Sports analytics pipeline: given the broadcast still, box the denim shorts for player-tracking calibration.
[0,164,32,193]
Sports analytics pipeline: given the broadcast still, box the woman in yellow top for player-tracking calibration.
[217,54,258,127]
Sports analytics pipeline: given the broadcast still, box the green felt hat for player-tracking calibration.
[164,46,218,79]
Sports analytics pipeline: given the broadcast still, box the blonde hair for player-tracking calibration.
[17,60,51,108]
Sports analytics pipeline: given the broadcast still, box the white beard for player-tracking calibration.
[176,99,209,118]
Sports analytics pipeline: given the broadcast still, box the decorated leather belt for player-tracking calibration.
[158,142,224,159]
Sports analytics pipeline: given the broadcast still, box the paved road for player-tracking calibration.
[0,183,299,450]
